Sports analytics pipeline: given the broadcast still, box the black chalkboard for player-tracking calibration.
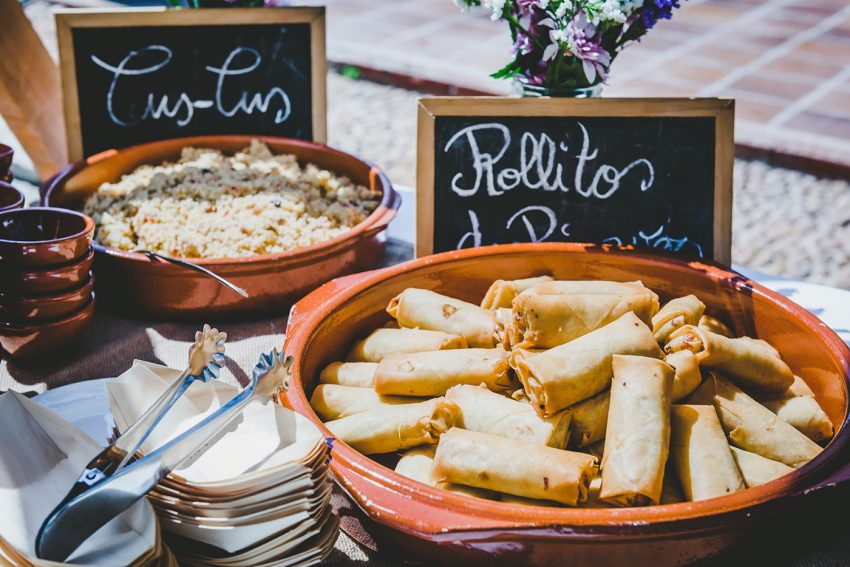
[57,8,326,160]
[417,98,734,263]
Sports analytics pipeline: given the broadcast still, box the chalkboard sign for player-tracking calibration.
[417,98,733,264]
[56,7,326,160]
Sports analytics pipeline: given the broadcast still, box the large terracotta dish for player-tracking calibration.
[280,243,850,566]
[41,136,399,319]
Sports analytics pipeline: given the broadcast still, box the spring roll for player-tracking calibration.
[511,291,659,349]
[374,349,511,397]
[481,275,553,309]
[730,447,794,487]
[348,328,467,362]
[760,376,834,443]
[387,288,496,348]
[520,280,652,297]
[665,325,793,394]
[599,355,674,507]
[652,295,706,343]
[432,428,597,506]
[319,362,377,387]
[580,473,613,508]
[698,314,734,338]
[395,446,496,499]
[445,384,570,448]
[325,398,461,454]
[710,376,822,467]
[665,350,703,402]
[494,308,514,349]
[309,384,420,421]
[670,405,745,501]
[511,312,663,416]
[567,389,610,448]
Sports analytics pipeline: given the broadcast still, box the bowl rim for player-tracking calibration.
[5,248,95,278]
[0,206,94,245]
[40,135,399,267]
[0,275,94,304]
[282,242,850,533]
[0,181,24,212]
[0,295,95,333]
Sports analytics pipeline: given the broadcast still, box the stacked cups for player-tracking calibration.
[0,207,96,358]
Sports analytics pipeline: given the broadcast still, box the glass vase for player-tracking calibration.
[515,79,603,98]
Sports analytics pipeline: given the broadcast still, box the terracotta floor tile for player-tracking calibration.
[763,55,847,80]
[734,97,786,123]
[730,74,816,100]
[786,111,850,139]
[814,91,850,118]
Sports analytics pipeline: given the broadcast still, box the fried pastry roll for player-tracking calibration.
[309,384,420,421]
[374,348,511,397]
[665,325,793,394]
[445,384,570,448]
[432,428,597,506]
[511,312,663,416]
[387,288,496,348]
[480,275,554,309]
[348,328,467,362]
[652,295,706,343]
[319,362,377,387]
[599,355,674,507]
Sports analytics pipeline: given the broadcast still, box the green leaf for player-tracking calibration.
[490,59,522,80]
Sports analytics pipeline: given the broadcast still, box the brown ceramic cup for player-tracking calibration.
[0,276,94,322]
[0,207,94,266]
[0,297,95,359]
[0,248,93,295]
[0,182,24,213]
[0,144,12,182]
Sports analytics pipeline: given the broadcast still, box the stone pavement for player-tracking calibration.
[308,0,850,171]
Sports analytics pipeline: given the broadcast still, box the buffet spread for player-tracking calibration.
[0,4,849,567]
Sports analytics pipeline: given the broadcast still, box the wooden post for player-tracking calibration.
[0,0,68,179]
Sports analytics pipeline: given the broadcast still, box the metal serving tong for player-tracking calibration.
[35,344,290,562]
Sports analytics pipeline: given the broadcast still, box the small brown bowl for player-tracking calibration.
[0,207,94,266]
[0,296,95,359]
[0,182,24,213]
[0,144,12,182]
[0,276,94,322]
[0,248,93,294]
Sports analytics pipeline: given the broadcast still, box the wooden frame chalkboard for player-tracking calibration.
[417,97,734,265]
[56,7,327,161]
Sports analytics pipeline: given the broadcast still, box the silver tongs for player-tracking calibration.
[35,340,290,561]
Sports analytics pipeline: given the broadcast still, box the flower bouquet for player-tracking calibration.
[455,0,684,96]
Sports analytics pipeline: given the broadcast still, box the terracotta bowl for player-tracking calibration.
[0,182,24,213]
[280,243,850,566]
[0,296,95,359]
[0,144,12,182]
[0,207,93,266]
[40,135,400,320]
[0,248,93,295]
[0,276,94,322]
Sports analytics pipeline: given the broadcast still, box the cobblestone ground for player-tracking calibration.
[327,74,850,290]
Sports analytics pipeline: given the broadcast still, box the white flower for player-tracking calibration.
[482,0,508,20]
[555,2,569,18]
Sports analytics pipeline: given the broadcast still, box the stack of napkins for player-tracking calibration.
[107,361,337,566]
[0,391,168,566]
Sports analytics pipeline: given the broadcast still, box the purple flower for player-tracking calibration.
[522,61,548,85]
[516,0,543,16]
[513,33,535,55]
[642,0,682,29]
[565,11,611,83]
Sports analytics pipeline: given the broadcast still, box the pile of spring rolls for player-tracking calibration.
[313,276,834,508]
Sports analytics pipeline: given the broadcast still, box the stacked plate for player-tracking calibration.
[107,361,338,566]
[0,391,168,567]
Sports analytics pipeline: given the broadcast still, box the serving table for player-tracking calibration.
[2,186,849,566]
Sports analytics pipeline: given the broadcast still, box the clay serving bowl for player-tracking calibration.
[0,296,95,359]
[0,248,93,295]
[0,276,94,322]
[0,143,12,182]
[280,242,850,566]
[41,135,400,320]
[0,182,24,213]
[0,207,93,266]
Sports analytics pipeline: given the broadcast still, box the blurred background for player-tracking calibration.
[6,0,850,288]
